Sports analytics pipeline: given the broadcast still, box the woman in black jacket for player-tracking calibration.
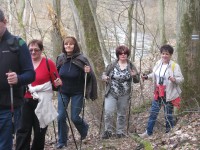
[55,36,97,149]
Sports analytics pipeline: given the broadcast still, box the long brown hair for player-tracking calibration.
[62,36,80,55]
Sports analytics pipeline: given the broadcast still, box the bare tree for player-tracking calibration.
[48,0,65,60]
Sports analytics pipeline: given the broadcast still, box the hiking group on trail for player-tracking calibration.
[0,8,184,150]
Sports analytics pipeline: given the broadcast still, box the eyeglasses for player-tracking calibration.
[29,48,41,53]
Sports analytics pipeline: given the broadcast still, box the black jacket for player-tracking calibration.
[0,29,35,109]
[56,53,98,100]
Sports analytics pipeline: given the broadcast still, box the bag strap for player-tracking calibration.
[45,56,54,84]
[46,57,50,72]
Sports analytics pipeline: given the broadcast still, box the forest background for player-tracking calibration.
[1,0,200,149]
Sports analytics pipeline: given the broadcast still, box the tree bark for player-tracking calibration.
[71,0,105,126]
[158,0,167,45]
[49,0,64,60]
[176,0,200,109]
[88,0,110,65]
[16,0,27,40]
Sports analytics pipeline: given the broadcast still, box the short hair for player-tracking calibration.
[115,45,130,59]
[0,9,5,22]
[62,36,80,54]
[160,44,174,55]
[28,39,43,51]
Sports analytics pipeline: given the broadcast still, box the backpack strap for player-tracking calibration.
[7,36,20,53]
[106,61,117,76]
[171,61,176,72]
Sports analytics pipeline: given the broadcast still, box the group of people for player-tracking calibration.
[0,8,184,150]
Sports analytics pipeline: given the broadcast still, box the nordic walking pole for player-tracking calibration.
[52,72,58,143]
[9,69,15,138]
[54,73,78,150]
[80,72,87,150]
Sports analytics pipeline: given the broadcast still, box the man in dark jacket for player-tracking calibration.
[0,8,35,150]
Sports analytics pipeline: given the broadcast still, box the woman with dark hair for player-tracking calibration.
[55,36,97,149]
[16,39,62,150]
[139,44,184,138]
[101,45,139,139]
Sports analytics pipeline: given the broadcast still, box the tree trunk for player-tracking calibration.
[133,0,138,62]
[16,0,27,40]
[158,0,167,45]
[126,1,134,61]
[71,0,105,127]
[176,0,200,109]
[50,0,63,61]
[88,0,110,65]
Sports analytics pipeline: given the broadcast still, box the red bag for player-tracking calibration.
[171,97,181,108]
[158,85,166,98]
[154,85,166,100]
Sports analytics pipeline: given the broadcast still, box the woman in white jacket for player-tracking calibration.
[139,44,184,138]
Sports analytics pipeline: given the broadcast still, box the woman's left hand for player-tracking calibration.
[168,76,176,82]
[54,78,62,86]
[84,65,90,73]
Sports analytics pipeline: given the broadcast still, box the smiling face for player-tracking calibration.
[161,50,172,64]
[64,38,75,55]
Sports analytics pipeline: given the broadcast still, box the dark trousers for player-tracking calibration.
[16,99,47,150]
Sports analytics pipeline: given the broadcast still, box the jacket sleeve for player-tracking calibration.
[56,53,66,71]
[173,63,184,84]
[17,39,35,86]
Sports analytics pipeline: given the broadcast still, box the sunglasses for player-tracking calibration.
[29,48,41,53]
[119,52,127,55]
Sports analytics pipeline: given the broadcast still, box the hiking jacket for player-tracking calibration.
[0,29,35,109]
[102,59,139,97]
[56,52,98,100]
[147,59,184,102]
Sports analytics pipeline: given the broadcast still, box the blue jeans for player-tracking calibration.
[146,98,174,135]
[57,92,88,145]
[0,107,21,150]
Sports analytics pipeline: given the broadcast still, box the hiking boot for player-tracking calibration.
[55,143,67,149]
[116,133,126,138]
[81,124,89,140]
[102,131,112,139]
[138,131,150,138]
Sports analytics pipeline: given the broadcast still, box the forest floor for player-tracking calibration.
[44,107,200,150]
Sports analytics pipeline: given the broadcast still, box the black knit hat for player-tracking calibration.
[0,9,5,22]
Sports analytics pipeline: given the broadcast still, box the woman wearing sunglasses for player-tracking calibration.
[16,39,62,150]
[101,45,139,139]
